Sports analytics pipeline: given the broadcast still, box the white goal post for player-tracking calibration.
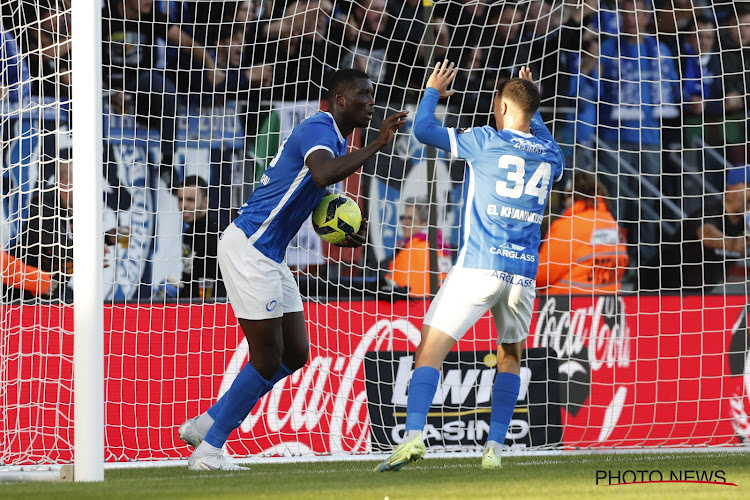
[1,0,750,478]
[70,0,104,483]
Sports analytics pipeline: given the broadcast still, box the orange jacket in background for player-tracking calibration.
[1,251,53,296]
[387,235,452,297]
[537,200,629,294]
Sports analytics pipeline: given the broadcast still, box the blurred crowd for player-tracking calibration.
[2,0,750,301]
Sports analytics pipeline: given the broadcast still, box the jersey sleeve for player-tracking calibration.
[552,149,565,182]
[413,87,451,152]
[447,127,488,161]
[530,111,565,181]
[299,119,341,163]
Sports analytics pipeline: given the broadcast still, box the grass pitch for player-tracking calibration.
[1,452,749,500]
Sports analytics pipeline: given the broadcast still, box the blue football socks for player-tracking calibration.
[269,363,294,387]
[487,372,521,445]
[203,363,272,448]
[404,366,440,433]
[206,363,294,421]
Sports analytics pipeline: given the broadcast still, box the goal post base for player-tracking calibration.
[0,464,74,483]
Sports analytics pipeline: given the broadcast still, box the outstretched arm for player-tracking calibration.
[413,60,458,151]
[307,111,409,188]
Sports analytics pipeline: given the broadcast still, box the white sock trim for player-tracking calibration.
[402,430,422,443]
[193,440,222,457]
[485,440,503,455]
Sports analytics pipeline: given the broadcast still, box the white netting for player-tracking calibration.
[2,0,750,466]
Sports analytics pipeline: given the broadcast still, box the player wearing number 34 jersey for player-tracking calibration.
[375,63,564,473]
[447,107,564,277]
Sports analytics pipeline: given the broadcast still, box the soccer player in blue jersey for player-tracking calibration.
[375,62,564,472]
[178,68,408,471]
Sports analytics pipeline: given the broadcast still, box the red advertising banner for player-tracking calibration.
[1,295,748,465]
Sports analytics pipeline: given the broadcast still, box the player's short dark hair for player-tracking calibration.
[327,68,371,97]
[177,175,209,196]
[501,79,541,118]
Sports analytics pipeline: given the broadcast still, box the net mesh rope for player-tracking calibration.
[1,0,749,465]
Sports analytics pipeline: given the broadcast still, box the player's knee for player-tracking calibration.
[283,340,309,372]
[249,341,285,379]
[252,355,282,380]
[497,341,523,374]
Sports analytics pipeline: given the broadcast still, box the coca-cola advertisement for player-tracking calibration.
[528,295,746,447]
[727,304,750,443]
[1,295,748,465]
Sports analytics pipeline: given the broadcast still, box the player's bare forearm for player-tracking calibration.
[307,142,387,187]
[699,223,746,254]
[307,111,408,187]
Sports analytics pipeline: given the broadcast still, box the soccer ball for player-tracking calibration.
[312,193,362,244]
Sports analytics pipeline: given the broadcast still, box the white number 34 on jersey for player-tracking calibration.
[495,154,552,205]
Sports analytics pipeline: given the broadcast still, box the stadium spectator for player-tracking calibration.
[483,1,524,75]
[199,24,272,106]
[717,6,750,165]
[1,251,57,299]
[12,156,75,301]
[592,0,620,36]
[101,0,224,159]
[388,0,450,103]
[11,154,112,302]
[561,28,599,168]
[168,0,241,49]
[640,166,750,294]
[178,69,407,471]
[515,0,586,116]
[173,175,225,300]
[441,0,490,66]
[680,16,744,153]
[376,64,563,472]
[451,51,508,129]
[336,0,393,87]
[0,26,32,108]
[597,0,681,269]
[233,1,257,25]
[266,0,336,101]
[20,0,71,100]
[515,0,593,163]
[537,170,629,295]
[385,198,452,298]
[438,1,497,127]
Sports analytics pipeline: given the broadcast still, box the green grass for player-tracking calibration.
[1,452,749,500]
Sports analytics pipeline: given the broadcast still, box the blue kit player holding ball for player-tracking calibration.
[376,63,564,472]
[178,68,408,470]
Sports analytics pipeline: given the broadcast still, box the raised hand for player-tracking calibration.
[518,66,535,84]
[377,110,409,146]
[426,60,458,98]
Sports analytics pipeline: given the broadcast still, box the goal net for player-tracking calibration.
[2,0,749,467]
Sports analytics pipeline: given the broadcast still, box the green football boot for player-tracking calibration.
[481,446,502,469]
[374,433,426,472]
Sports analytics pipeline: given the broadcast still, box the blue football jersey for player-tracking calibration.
[234,112,348,262]
[447,115,564,278]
